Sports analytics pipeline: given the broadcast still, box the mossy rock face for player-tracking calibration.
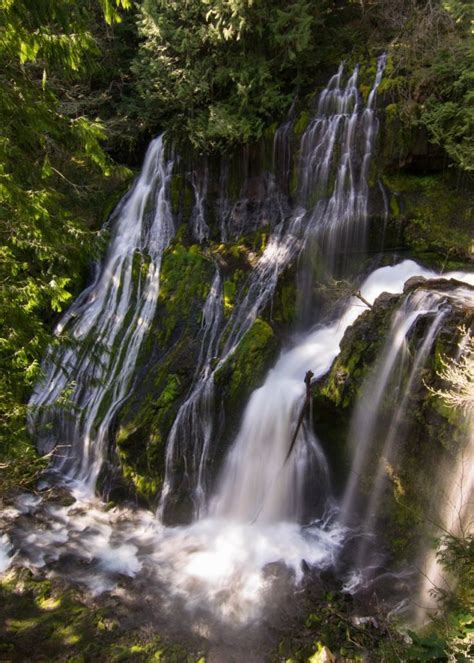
[112,243,215,505]
[382,172,474,268]
[156,243,214,347]
[369,83,474,270]
[313,280,473,563]
[111,234,287,509]
[315,291,399,412]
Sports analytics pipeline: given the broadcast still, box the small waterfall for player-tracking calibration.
[296,55,386,322]
[190,165,210,242]
[272,103,295,194]
[28,136,175,492]
[158,213,304,519]
[416,330,474,621]
[301,55,385,251]
[216,161,231,242]
[210,261,442,525]
[341,279,474,571]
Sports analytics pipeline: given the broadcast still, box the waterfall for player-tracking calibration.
[28,136,175,492]
[159,57,388,518]
[210,261,458,526]
[296,55,386,322]
[158,214,304,519]
[26,58,388,515]
[416,330,474,621]
[340,278,474,574]
[190,165,210,242]
[299,54,385,260]
[4,261,473,633]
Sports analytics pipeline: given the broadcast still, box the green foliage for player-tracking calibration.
[275,590,409,661]
[404,534,474,661]
[0,0,130,461]
[382,0,474,171]
[131,0,335,151]
[0,570,202,661]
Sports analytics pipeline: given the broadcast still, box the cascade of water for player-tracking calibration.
[27,56,388,518]
[272,102,295,194]
[296,55,386,323]
[415,330,474,621]
[159,59,388,518]
[190,165,210,242]
[211,261,447,525]
[158,213,305,519]
[216,161,231,242]
[5,260,473,637]
[340,281,474,570]
[28,136,175,492]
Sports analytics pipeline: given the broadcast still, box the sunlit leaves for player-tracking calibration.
[0,0,129,451]
[132,0,330,151]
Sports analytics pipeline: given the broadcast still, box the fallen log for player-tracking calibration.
[284,369,314,464]
[353,290,372,309]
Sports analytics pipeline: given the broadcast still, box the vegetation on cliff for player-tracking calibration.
[0,2,473,660]
[0,0,132,469]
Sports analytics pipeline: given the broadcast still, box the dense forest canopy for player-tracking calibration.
[130,0,474,158]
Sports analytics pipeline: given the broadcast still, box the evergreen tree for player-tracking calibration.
[0,0,129,464]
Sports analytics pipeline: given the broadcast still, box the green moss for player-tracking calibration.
[157,243,213,346]
[215,318,278,416]
[383,172,473,266]
[359,84,370,103]
[223,278,236,316]
[316,305,390,410]
[116,368,187,503]
[272,277,297,325]
[264,121,278,140]
[168,173,194,220]
[228,319,276,405]
[169,173,183,214]
[385,102,398,118]
[293,110,310,137]
[114,240,215,503]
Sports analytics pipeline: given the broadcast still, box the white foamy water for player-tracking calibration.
[0,533,14,573]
